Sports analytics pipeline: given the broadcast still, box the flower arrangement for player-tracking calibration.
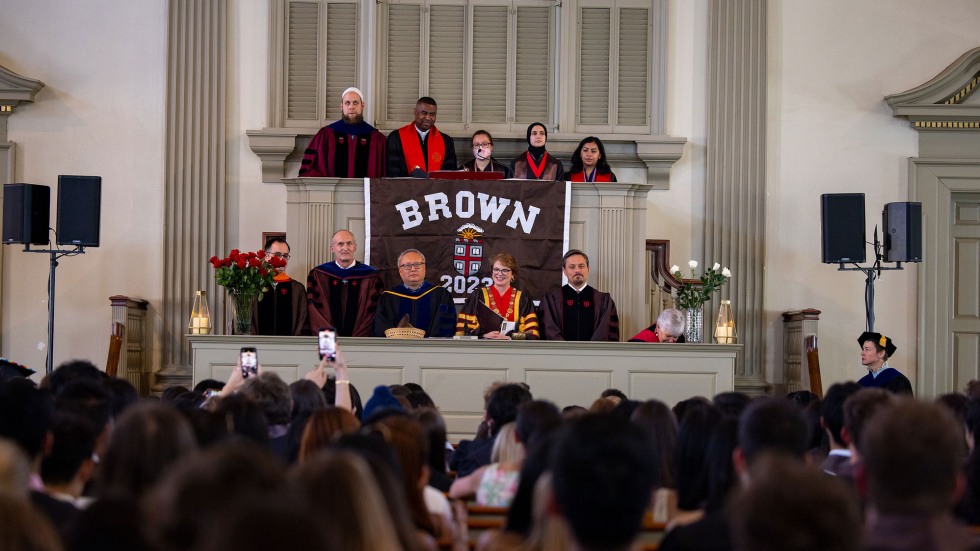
[671,260,732,310]
[208,249,286,299]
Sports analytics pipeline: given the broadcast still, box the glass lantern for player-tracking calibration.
[714,299,736,344]
[188,290,212,335]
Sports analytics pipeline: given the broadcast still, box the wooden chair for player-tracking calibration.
[804,335,823,398]
[105,322,125,378]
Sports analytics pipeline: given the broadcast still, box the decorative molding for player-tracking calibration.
[705,0,768,393]
[886,46,980,128]
[158,0,228,393]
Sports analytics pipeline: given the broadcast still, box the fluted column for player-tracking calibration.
[705,0,768,394]
[156,0,227,392]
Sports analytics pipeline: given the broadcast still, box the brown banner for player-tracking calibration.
[366,178,569,302]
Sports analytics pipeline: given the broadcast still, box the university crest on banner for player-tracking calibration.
[453,224,484,277]
[366,178,570,302]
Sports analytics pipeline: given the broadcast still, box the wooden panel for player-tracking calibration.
[630,371,720,404]
[955,238,980,318]
[524,369,614,408]
[954,332,980,391]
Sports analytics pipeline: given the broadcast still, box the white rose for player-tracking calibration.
[712,262,721,271]
[722,267,732,277]
[670,265,680,274]
[688,260,698,270]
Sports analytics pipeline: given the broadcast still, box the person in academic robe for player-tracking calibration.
[568,136,617,183]
[458,130,512,178]
[374,249,457,338]
[510,122,565,181]
[386,96,458,177]
[857,331,913,396]
[299,87,386,178]
[456,253,539,339]
[307,229,384,337]
[539,250,619,341]
[250,238,310,336]
[628,308,686,343]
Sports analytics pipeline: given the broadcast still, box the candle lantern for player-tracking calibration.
[714,299,736,344]
[188,290,212,335]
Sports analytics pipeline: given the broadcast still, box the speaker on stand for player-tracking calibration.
[820,193,866,264]
[3,183,50,245]
[883,202,922,263]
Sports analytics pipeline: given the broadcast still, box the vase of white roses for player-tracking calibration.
[671,261,732,343]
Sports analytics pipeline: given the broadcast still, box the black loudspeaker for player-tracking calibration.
[56,175,101,247]
[883,202,922,263]
[3,183,51,245]
[821,193,866,263]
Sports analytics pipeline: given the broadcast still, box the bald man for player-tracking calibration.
[307,229,384,337]
[300,87,386,178]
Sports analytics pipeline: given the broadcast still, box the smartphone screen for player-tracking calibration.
[318,329,336,361]
[240,347,258,378]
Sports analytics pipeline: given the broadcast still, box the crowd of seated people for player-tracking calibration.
[3,347,980,551]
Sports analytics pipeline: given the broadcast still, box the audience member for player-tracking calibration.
[819,381,861,476]
[842,388,896,467]
[712,391,752,419]
[631,399,679,522]
[956,397,980,524]
[450,422,525,507]
[298,407,361,463]
[95,402,197,501]
[452,383,533,477]
[551,414,657,551]
[728,453,861,551]
[861,399,980,551]
[413,407,453,492]
[239,372,293,460]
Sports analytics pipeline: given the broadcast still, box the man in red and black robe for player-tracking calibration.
[300,87,386,178]
[539,250,619,341]
[386,97,457,178]
[251,238,310,336]
[307,230,384,337]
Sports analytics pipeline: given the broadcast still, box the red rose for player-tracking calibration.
[269,256,286,268]
[209,256,219,267]
[247,251,257,259]
[259,268,268,277]
[236,258,247,269]
[222,259,233,268]
[256,250,266,257]
[230,249,240,257]
[249,258,262,268]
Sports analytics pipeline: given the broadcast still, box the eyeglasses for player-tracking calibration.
[472,142,493,148]
[269,252,291,260]
[492,268,512,275]
[398,262,425,270]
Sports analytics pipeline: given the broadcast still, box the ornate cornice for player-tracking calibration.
[886,46,980,130]
[0,64,44,111]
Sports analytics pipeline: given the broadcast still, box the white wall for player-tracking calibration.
[1,1,167,378]
[765,0,980,388]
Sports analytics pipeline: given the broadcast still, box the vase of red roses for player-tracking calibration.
[208,249,286,335]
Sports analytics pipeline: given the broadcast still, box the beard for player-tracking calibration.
[342,113,364,125]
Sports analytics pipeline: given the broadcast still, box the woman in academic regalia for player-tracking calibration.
[455,253,539,339]
[510,123,564,181]
[857,331,913,396]
[459,130,512,178]
[568,136,617,183]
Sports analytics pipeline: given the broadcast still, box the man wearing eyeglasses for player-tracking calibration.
[251,238,310,336]
[539,250,619,341]
[374,249,457,338]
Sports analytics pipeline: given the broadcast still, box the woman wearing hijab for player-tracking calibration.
[510,122,565,181]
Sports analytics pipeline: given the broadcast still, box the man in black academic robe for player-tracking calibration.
[374,249,457,338]
[386,96,457,177]
[251,238,310,336]
[307,230,384,337]
[539,250,619,341]
[300,87,386,178]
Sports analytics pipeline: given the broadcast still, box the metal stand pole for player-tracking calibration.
[46,251,58,375]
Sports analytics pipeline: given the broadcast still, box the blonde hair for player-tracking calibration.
[491,422,525,464]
